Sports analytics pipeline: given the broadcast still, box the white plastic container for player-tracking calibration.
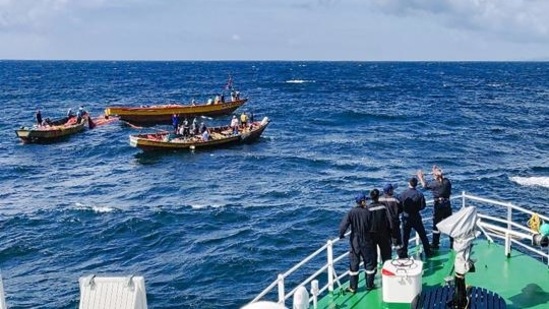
[381,259,423,303]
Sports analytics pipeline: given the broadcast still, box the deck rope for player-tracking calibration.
[527,213,541,233]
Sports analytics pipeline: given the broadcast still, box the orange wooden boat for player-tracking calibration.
[105,98,247,125]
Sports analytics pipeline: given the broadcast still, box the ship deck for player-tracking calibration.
[317,240,549,309]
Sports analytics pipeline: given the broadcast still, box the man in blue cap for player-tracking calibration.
[379,183,403,253]
[339,192,370,293]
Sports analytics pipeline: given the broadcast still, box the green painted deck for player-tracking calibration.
[316,240,549,309]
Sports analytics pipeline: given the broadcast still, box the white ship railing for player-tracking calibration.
[248,192,549,308]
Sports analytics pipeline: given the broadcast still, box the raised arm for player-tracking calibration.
[417,169,428,189]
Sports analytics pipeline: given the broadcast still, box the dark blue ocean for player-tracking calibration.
[0,61,548,308]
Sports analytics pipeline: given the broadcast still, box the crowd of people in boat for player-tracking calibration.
[34,106,89,128]
[339,165,452,293]
[168,111,255,142]
[203,90,241,106]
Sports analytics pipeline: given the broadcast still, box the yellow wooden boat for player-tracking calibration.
[15,116,88,143]
[129,117,270,151]
[105,98,248,125]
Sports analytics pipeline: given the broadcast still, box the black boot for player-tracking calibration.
[348,274,358,293]
[366,273,376,290]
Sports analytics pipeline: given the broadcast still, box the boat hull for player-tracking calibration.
[129,119,269,151]
[15,120,87,143]
[105,99,247,125]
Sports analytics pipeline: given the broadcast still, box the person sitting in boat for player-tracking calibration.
[41,118,53,127]
[191,118,199,135]
[199,122,207,134]
[207,98,213,105]
[214,95,221,104]
[231,91,236,102]
[230,115,239,135]
[36,109,43,126]
[191,99,196,106]
[67,108,74,118]
[220,94,225,103]
[202,129,210,141]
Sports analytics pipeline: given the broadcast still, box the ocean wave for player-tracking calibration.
[510,176,549,188]
[285,79,314,84]
[73,202,119,213]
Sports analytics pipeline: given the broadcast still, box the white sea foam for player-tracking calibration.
[285,79,314,84]
[74,202,117,213]
[189,203,224,209]
[91,206,116,213]
[510,176,549,188]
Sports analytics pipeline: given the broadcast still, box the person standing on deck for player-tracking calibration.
[36,110,42,126]
[240,112,248,129]
[172,114,180,134]
[417,165,453,249]
[365,189,393,290]
[338,193,370,294]
[379,183,403,254]
[191,118,198,135]
[230,115,239,134]
[182,118,190,137]
[76,106,85,124]
[398,177,432,258]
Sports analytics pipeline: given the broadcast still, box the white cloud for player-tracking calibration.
[369,0,549,42]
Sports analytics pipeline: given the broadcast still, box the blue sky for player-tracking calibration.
[1,0,549,61]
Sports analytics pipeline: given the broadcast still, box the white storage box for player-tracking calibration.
[381,259,423,303]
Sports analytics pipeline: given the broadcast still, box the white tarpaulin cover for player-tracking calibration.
[437,206,478,274]
[437,206,478,238]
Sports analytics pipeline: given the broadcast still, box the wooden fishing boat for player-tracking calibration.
[15,116,88,143]
[129,117,270,151]
[105,98,248,125]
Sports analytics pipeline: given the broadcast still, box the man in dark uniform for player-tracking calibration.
[365,188,393,290]
[397,177,432,259]
[339,193,370,294]
[379,183,403,254]
[417,165,453,249]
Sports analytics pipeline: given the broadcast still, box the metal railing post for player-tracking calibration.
[311,280,319,309]
[505,203,513,257]
[327,240,334,292]
[277,274,285,305]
